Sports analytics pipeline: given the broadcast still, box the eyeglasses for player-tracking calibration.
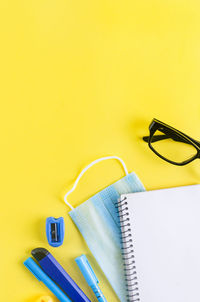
[143,119,200,166]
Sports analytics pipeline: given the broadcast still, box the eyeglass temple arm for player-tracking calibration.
[143,134,192,144]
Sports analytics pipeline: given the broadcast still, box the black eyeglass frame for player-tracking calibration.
[143,119,200,166]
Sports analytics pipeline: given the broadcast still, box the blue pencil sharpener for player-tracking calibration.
[46,217,65,247]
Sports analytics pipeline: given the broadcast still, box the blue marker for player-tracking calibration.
[31,248,91,302]
[24,258,72,302]
[75,255,107,302]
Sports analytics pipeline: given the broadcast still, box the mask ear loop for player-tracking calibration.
[64,156,129,210]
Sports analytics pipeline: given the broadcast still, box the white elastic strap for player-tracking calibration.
[64,156,129,210]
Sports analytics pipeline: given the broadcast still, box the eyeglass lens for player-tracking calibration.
[150,128,197,164]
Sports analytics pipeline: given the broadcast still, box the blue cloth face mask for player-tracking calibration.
[64,156,145,302]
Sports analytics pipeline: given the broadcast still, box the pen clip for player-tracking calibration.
[85,256,99,284]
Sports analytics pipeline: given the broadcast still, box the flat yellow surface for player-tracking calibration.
[1,1,200,301]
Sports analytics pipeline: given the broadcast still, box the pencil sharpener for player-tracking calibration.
[46,217,65,247]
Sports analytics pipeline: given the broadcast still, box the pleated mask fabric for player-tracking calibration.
[64,157,145,302]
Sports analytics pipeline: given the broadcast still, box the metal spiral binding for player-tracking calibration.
[116,197,140,302]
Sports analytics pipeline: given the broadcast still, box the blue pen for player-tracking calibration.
[32,248,91,302]
[75,255,107,302]
[24,258,72,302]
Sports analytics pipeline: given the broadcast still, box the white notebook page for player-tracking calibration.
[121,185,200,302]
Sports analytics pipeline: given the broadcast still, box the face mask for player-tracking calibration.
[64,156,145,302]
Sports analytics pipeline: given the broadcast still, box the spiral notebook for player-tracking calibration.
[118,184,200,302]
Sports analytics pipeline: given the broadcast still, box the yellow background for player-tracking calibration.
[1,0,200,301]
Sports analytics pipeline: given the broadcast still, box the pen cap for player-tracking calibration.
[24,258,72,302]
[24,258,42,281]
[75,255,98,287]
[31,248,91,302]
